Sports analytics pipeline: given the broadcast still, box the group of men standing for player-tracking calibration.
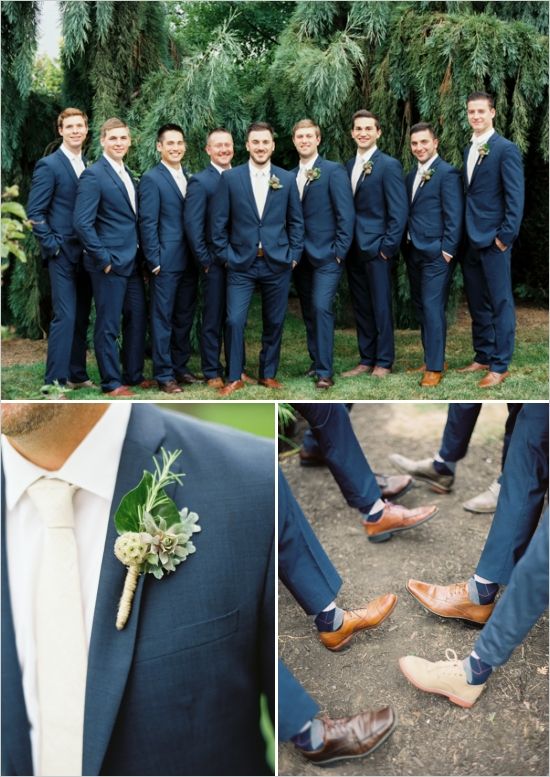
[27,91,524,395]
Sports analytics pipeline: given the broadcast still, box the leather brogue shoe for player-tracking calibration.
[478,370,509,388]
[299,706,396,764]
[176,372,203,385]
[218,380,245,397]
[316,376,334,389]
[372,366,392,378]
[318,594,397,651]
[206,377,225,389]
[406,579,494,624]
[258,377,283,389]
[420,370,442,387]
[105,385,135,397]
[456,361,489,373]
[388,454,454,493]
[399,651,485,708]
[241,372,256,385]
[159,380,183,394]
[365,503,438,542]
[341,364,373,377]
[375,473,413,500]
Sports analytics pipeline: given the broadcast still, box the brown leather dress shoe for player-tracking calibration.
[258,377,283,389]
[406,579,494,624]
[318,594,397,651]
[241,372,256,385]
[456,361,489,373]
[375,474,413,500]
[478,370,510,388]
[316,376,334,389]
[218,380,244,397]
[176,372,203,385]
[135,379,157,389]
[420,370,442,387]
[105,385,135,397]
[299,706,396,764]
[159,380,183,394]
[341,364,373,377]
[206,377,225,389]
[372,366,391,378]
[364,503,438,542]
[408,362,448,374]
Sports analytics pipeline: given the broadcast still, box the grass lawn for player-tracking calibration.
[2,294,547,400]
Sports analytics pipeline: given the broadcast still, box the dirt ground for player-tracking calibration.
[278,403,548,777]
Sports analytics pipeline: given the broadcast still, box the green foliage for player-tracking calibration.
[7,236,47,339]
[32,55,63,97]
[1,186,30,274]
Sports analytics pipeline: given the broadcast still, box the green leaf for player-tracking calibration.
[152,498,181,527]
[114,471,154,533]
[1,201,27,219]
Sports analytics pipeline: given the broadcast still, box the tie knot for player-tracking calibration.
[27,478,77,528]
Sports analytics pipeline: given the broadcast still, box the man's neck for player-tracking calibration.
[7,406,109,471]
[104,152,126,166]
[61,142,83,156]
[299,153,317,166]
[473,126,494,139]
[162,159,182,172]
[249,159,271,172]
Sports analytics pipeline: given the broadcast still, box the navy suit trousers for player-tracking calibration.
[294,404,380,514]
[406,246,453,372]
[226,259,291,381]
[475,508,548,668]
[294,257,343,377]
[346,252,394,368]
[476,404,549,584]
[462,241,516,371]
[46,251,92,384]
[199,263,228,379]
[150,266,198,383]
[278,660,319,742]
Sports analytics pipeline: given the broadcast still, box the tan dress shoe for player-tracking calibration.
[318,594,397,651]
[241,372,256,385]
[406,579,494,623]
[105,385,135,397]
[372,366,391,378]
[388,453,454,493]
[341,364,373,377]
[463,480,500,513]
[206,377,225,389]
[456,361,489,373]
[399,650,485,708]
[478,370,510,388]
[420,370,442,387]
[218,380,245,397]
[375,473,413,500]
[258,377,283,389]
[299,707,396,764]
[408,362,448,373]
[364,503,438,542]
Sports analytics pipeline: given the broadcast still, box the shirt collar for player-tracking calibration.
[211,162,229,175]
[299,157,317,172]
[470,128,495,147]
[356,146,377,164]
[60,143,83,163]
[417,153,439,172]
[2,404,132,509]
[103,152,126,175]
[249,160,270,176]
[161,160,184,177]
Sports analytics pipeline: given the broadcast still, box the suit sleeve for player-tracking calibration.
[137,175,161,272]
[441,167,464,257]
[286,176,304,264]
[498,143,525,246]
[73,170,111,270]
[329,165,355,259]
[210,173,231,265]
[26,160,60,258]
[184,176,211,268]
[380,158,409,257]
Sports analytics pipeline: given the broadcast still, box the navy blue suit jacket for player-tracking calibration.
[138,163,190,273]
[73,156,139,277]
[27,147,84,264]
[210,163,304,272]
[291,155,355,266]
[463,132,524,249]
[1,406,274,776]
[184,164,223,269]
[405,156,464,258]
[347,149,408,259]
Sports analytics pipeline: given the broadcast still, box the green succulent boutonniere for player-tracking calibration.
[420,168,436,186]
[362,160,374,176]
[113,448,201,630]
[305,167,321,183]
[477,143,490,165]
[268,174,283,190]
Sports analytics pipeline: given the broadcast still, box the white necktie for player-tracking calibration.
[174,170,187,198]
[118,166,136,212]
[351,157,364,194]
[72,156,85,178]
[297,168,308,200]
[28,478,87,777]
[252,170,268,218]
[411,166,424,200]
[467,140,480,184]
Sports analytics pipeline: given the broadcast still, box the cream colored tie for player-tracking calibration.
[28,478,87,777]
[411,167,423,200]
[297,168,307,200]
[175,170,187,198]
[118,166,136,212]
[351,157,363,194]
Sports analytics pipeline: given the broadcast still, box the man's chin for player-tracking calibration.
[1,403,63,438]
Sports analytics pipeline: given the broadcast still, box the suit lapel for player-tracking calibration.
[82,406,167,776]
[467,132,498,189]
[55,147,79,183]
[239,165,261,219]
[355,148,380,197]
[411,157,439,205]
[100,157,136,217]
[301,155,321,202]
[158,162,185,202]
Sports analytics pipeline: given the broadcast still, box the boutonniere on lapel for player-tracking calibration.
[268,174,283,190]
[476,143,490,165]
[305,167,321,183]
[420,168,436,187]
[85,160,93,169]
[113,447,201,630]
[362,160,374,176]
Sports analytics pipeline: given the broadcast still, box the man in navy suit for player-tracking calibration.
[404,123,464,387]
[1,402,274,776]
[27,108,93,394]
[458,91,525,388]
[139,124,200,394]
[342,110,408,379]
[291,119,355,389]
[211,121,304,396]
[74,118,149,397]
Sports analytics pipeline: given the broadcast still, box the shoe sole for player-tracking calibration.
[309,712,398,765]
[389,464,453,494]
[462,505,496,514]
[382,479,414,501]
[367,507,439,543]
[398,659,474,708]
[405,584,490,625]
[323,597,399,652]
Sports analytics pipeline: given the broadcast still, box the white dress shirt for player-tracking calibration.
[296,157,316,200]
[2,403,132,775]
[351,146,377,193]
[103,153,136,212]
[467,127,494,183]
[249,160,270,218]
[59,143,85,177]
[161,160,187,198]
